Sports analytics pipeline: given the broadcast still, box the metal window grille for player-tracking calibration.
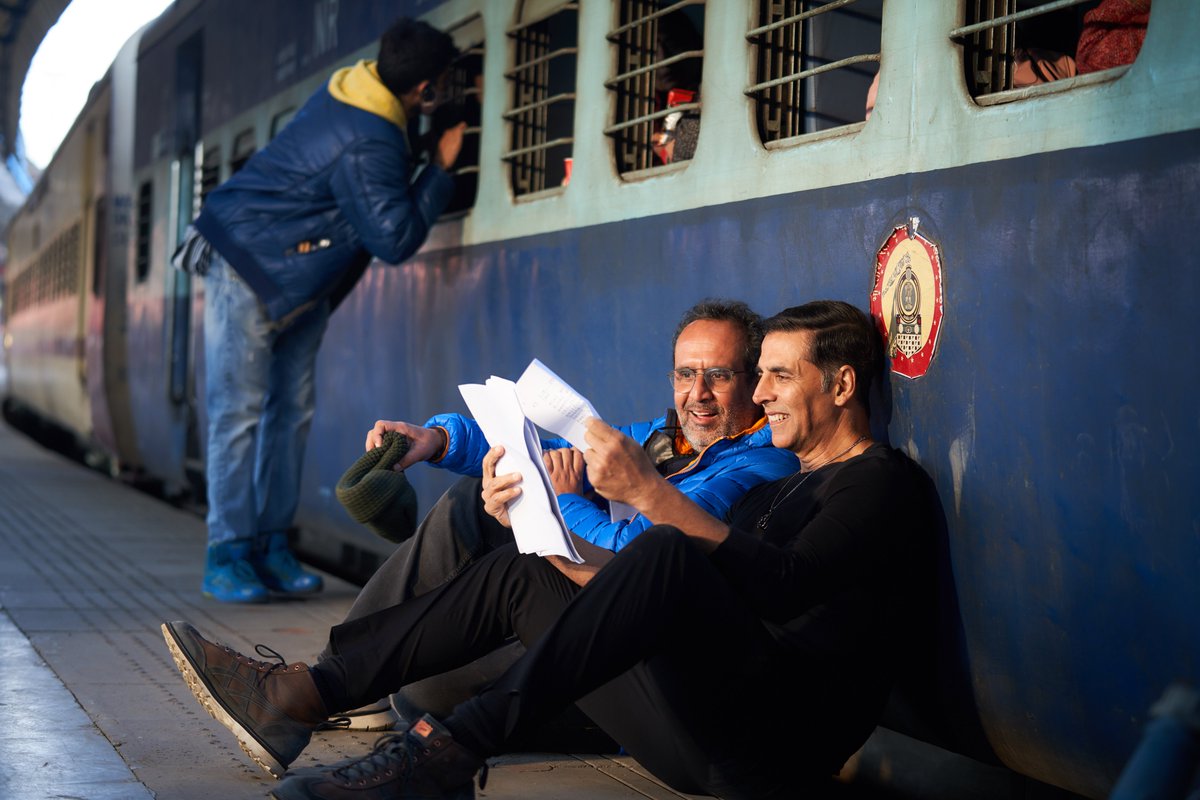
[504,1,578,196]
[10,269,26,315]
[746,0,881,144]
[199,146,221,206]
[270,107,296,139]
[442,15,485,215]
[952,0,1095,96]
[605,0,705,174]
[136,181,153,283]
[230,129,256,174]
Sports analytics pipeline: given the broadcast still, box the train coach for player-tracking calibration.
[2,1,1197,797]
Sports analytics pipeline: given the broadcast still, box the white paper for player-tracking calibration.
[459,378,583,563]
[607,500,638,523]
[515,358,599,451]
[514,359,632,523]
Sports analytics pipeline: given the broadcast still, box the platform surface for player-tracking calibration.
[0,420,707,799]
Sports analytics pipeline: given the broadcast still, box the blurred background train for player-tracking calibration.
[2,0,1196,797]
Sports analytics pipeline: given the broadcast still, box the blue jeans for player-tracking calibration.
[203,253,329,548]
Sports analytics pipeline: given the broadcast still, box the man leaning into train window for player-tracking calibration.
[172,18,468,604]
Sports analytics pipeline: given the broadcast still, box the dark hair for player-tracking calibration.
[671,299,764,372]
[762,300,883,410]
[655,11,704,93]
[377,18,459,98]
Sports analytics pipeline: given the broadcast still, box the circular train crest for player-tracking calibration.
[870,219,944,379]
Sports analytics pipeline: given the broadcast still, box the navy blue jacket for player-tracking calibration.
[194,62,453,322]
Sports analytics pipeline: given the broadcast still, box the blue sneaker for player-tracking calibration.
[254,532,323,594]
[203,541,269,603]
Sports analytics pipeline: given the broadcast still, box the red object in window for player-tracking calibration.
[666,88,695,107]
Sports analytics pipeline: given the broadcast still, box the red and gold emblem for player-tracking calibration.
[870,219,944,379]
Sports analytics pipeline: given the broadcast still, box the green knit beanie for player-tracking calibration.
[335,431,419,544]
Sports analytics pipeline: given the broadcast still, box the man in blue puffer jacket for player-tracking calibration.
[183,19,466,603]
[324,299,798,731]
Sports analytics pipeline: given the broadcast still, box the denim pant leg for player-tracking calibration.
[203,255,274,548]
[255,300,330,538]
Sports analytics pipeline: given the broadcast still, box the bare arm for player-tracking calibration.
[582,418,730,553]
[364,420,445,470]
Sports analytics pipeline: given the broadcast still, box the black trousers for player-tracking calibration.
[314,527,819,799]
[320,477,526,716]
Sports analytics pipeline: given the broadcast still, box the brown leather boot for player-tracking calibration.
[162,620,327,777]
[270,714,485,799]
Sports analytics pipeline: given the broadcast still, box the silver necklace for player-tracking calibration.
[756,435,869,531]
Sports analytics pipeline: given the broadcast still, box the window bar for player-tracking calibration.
[502,92,577,120]
[535,24,550,189]
[503,46,577,77]
[608,0,703,38]
[745,52,880,96]
[604,48,706,88]
[635,1,655,170]
[506,2,578,36]
[501,136,576,161]
[747,0,860,39]
[950,0,1092,40]
[603,101,702,135]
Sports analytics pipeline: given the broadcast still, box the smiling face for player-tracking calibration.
[752,330,840,458]
[672,319,761,450]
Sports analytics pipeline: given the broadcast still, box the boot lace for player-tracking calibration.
[215,641,292,674]
[332,733,412,783]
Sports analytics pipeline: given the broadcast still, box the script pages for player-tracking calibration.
[459,367,584,563]
[514,359,639,524]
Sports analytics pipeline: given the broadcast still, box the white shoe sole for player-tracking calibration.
[161,622,286,778]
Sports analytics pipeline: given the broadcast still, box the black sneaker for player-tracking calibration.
[161,621,327,777]
[270,714,485,799]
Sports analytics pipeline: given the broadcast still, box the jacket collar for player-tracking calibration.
[328,59,408,132]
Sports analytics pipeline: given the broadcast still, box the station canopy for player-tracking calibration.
[0,0,72,158]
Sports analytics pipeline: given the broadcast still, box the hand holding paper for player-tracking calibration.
[459,377,583,563]
[515,359,599,451]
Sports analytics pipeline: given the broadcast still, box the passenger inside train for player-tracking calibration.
[651,10,704,165]
[162,300,941,800]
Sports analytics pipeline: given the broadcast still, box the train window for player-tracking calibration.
[136,180,153,283]
[607,1,705,176]
[65,224,80,300]
[92,199,107,297]
[199,146,221,206]
[441,15,485,216]
[230,129,257,174]
[746,0,882,146]
[504,1,578,198]
[953,0,1149,101]
[270,107,296,139]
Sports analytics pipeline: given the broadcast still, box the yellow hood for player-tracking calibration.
[328,59,408,132]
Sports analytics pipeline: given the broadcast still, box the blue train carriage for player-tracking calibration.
[3,0,1197,797]
[2,28,144,474]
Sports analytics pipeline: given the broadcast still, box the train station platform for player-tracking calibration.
[0,420,707,800]
[0,417,1089,800]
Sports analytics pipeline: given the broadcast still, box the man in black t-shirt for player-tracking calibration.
[161,300,939,800]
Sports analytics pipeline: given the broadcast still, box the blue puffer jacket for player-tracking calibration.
[193,60,453,322]
[425,411,799,552]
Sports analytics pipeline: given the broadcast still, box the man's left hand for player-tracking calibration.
[543,447,586,496]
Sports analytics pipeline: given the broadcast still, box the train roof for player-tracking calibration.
[0,0,72,159]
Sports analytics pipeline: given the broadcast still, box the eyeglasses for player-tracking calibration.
[669,367,747,391]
